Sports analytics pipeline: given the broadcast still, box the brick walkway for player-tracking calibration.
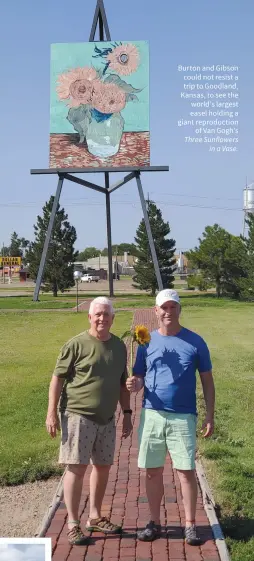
[76,299,135,313]
[46,308,221,561]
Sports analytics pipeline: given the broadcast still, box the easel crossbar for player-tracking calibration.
[108,172,136,194]
[64,173,106,194]
[31,166,169,175]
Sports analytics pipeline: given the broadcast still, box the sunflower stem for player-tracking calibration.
[130,337,134,377]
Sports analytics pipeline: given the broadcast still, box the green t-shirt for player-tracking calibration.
[53,330,127,424]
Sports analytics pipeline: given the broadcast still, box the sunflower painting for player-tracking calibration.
[50,41,149,168]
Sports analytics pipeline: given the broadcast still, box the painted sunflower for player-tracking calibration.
[91,81,126,114]
[56,67,97,107]
[107,43,139,76]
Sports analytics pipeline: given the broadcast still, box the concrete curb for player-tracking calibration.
[196,459,231,561]
[34,469,66,537]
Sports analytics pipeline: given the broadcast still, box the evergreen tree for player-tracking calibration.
[132,200,176,295]
[26,197,78,296]
[7,232,30,258]
[239,214,254,300]
[1,244,9,256]
[9,232,23,257]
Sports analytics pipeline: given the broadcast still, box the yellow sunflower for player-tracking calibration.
[121,324,150,377]
[134,325,151,345]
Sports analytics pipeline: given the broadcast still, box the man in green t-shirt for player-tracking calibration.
[46,296,132,546]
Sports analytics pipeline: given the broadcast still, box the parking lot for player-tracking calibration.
[0,277,141,296]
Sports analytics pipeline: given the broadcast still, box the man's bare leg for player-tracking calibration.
[64,464,87,529]
[146,467,164,524]
[177,469,197,526]
[89,464,111,520]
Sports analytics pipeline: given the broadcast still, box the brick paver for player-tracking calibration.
[46,308,221,560]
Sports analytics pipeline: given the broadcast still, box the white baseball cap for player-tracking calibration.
[156,289,180,307]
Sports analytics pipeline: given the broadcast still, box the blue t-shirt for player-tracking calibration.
[133,328,212,415]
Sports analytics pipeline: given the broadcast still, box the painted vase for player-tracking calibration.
[86,109,124,158]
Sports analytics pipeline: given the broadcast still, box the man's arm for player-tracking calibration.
[199,371,215,437]
[119,382,131,411]
[46,342,74,438]
[46,376,65,438]
[48,376,65,413]
[119,380,133,438]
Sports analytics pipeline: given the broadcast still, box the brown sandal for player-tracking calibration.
[67,524,89,545]
[86,517,122,534]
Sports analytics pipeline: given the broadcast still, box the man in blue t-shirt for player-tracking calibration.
[126,289,215,545]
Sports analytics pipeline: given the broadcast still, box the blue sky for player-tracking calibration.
[0,0,253,252]
[0,543,45,561]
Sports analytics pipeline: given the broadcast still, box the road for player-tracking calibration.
[0,279,142,296]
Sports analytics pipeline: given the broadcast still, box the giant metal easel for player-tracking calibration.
[31,0,169,301]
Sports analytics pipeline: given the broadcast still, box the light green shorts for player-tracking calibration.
[138,408,197,471]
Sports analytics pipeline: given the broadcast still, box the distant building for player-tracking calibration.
[74,253,136,276]
[74,251,191,277]
[175,251,189,273]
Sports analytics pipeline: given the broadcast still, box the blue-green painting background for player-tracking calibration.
[50,41,149,134]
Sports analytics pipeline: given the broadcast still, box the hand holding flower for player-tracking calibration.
[126,376,144,393]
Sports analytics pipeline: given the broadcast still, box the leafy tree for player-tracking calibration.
[77,247,100,261]
[26,196,78,297]
[117,243,139,257]
[187,273,210,291]
[186,224,248,298]
[132,200,176,295]
[101,247,108,256]
[101,243,138,257]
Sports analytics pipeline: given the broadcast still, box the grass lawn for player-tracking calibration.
[0,295,77,309]
[0,286,33,291]
[183,304,254,561]
[0,298,253,560]
[0,292,246,311]
[0,294,154,310]
[0,311,132,486]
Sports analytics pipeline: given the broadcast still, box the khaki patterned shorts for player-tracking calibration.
[59,411,116,465]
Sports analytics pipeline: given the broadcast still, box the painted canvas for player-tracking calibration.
[50,41,149,168]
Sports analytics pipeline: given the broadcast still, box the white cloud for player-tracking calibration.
[0,544,45,561]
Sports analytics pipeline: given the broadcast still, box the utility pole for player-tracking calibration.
[2,243,5,284]
[115,245,118,276]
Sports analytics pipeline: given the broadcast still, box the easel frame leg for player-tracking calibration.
[135,172,163,291]
[33,175,64,301]
[105,172,114,298]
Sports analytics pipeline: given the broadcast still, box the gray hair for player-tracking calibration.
[89,297,114,315]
